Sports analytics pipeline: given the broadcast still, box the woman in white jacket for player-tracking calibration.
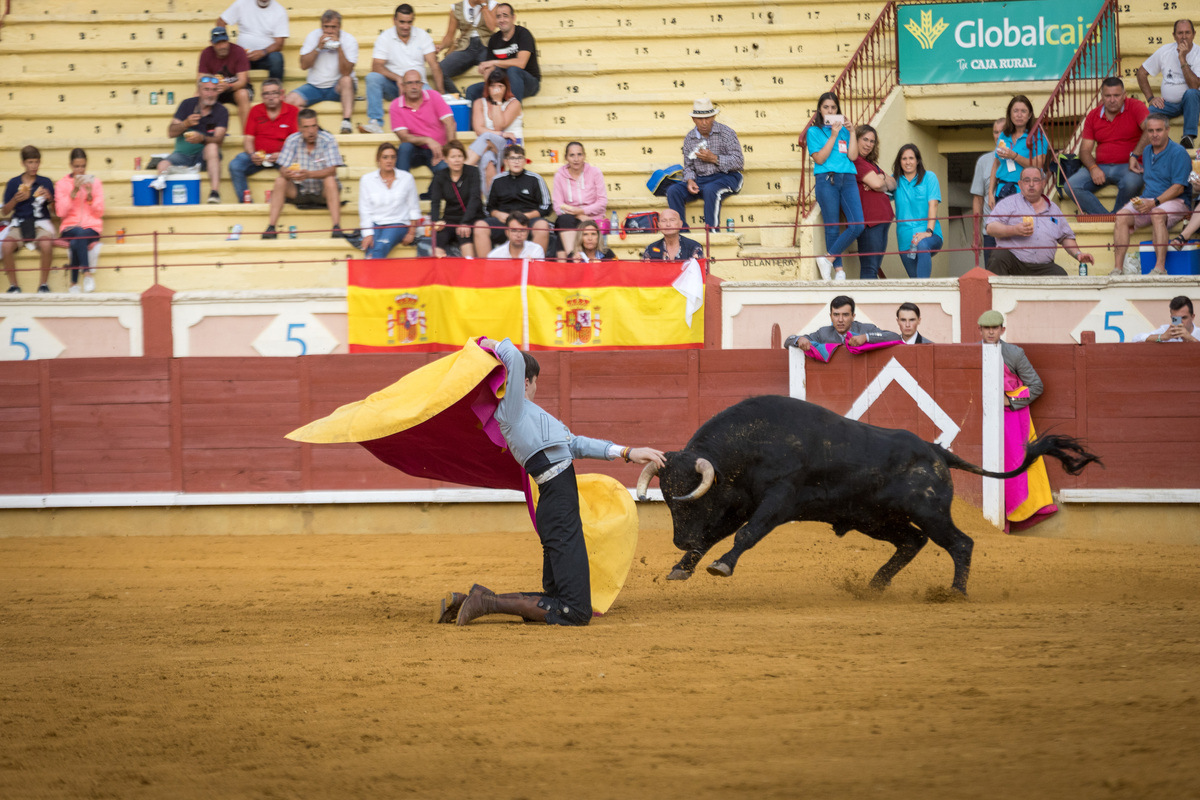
[359,142,420,259]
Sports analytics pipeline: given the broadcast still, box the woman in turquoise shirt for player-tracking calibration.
[805,92,864,280]
[892,143,943,279]
[987,95,1047,201]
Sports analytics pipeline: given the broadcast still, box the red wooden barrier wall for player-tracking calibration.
[1,345,1196,496]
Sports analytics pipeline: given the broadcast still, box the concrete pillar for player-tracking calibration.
[140,283,175,358]
[957,267,993,342]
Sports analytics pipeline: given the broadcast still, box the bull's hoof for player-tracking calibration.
[706,561,733,577]
[666,568,693,581]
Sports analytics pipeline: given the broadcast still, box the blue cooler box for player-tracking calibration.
[163,174,201,206]
[131,175,160,206]
[446,97,471,132]
[1139,240,1200,274]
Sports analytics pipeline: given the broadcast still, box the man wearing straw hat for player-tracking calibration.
[666,98,744,232]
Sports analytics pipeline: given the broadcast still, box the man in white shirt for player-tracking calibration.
[1132,296,1198,342]
[361,3,445,135]
[1136,18,1200,149]
[217,0,289,81]
[286,10,358,134]
[488,212,545,259]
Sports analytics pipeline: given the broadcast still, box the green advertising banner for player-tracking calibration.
[898,0,1109,85]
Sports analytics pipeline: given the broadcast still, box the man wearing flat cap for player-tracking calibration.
[666,98,744,231]
[979,309,1055,530]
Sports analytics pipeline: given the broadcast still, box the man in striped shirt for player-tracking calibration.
[666,98,744,231]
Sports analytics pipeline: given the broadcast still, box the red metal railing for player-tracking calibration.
[1026,0,1122,220]
[793,2,899,246]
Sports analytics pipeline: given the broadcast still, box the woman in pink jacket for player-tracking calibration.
[551,141,607,259]
[54,148,105,293]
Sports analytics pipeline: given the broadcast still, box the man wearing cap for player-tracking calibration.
[985,167,1095,276]
[979,310,1055,530]
[216,0,289,82]
[666,99,744,231]
[198,27,252,132]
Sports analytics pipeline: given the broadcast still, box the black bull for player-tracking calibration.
[636,396,1100,595]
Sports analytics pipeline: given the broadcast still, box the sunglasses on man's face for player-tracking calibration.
[199,76,220,85]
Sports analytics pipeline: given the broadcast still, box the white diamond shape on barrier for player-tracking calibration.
[844,356,960,448]
[0,314,65,361]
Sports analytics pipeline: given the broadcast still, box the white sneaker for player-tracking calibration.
[82,273,95,293]
[340,119,353,134]
[358,120,383,135]
[150,175,167,191]
[833,268,846,280]
[68,283,82,294]
[816,256,833,280]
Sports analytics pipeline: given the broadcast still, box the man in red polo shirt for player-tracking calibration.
[228,78,299,203]
[1067,76,1149,216]
[389,69,456,176]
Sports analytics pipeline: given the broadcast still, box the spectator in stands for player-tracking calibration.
[262,108,351,241]
[391,69,456,175]
[476,144,552,254]
[2,145,56,293]
[1136,19,1200,150]
[488,211,545,259]
[985,167,1094,276]
[1169,167,1200,249]
[971,118,1006,267]
[892,143,942,279]
[553,142,607,259]
[806,92,861,280]
[199,27,252,132]
[896,302,931,344]
[286,10,358,135]
[429,140,483,258]
[358,142,419,259]
[1069,77,1149,216]
[988,95,1047,203]
[465,3,540,103]
[783,295,901,352]
[151,75,227,205]
[54,148,104,294]
[570,220,616,262]
[1133,295,1197,342]
[216,0,288,82]
[229,78,297,203]
[852,124,895,280]
[1111,114,1193,275]
[438,0,496,95]
[668,98,744,234]
[361,4,443,135]
[642,209,704,261]
[466,69,522,193]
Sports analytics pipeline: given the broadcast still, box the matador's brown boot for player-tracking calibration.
[436,584,495,623]
[455,587,550,626]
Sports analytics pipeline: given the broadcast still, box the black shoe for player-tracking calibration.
[37,284,50,293]
[6,285,20,293]
[419,191,430,201]
[345,230,364,249]
[262,225,278,240]
[207,190,221,204]
[331,225,345,239]
[1181,135,1196,150]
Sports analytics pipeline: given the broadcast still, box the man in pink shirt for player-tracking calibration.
[390,69,456,175]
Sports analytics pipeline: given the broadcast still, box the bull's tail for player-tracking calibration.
[940,433,1102,480]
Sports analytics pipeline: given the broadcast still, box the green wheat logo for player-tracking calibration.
[905,10,949,49]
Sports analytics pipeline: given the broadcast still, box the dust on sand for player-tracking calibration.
[2,501,1198,800]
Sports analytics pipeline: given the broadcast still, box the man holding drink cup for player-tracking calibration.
[1112,114,1193,274]
[985,166,1093,276]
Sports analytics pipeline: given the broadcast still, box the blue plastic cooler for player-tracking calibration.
[163,174,201,206]
[131,175,160,206]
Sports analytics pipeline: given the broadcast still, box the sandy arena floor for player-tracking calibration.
[2,502,1198,800]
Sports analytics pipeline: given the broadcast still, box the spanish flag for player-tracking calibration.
[347,257,704,352]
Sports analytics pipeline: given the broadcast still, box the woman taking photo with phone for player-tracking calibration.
[804,92,863,281]
[852,125,895,279]
[892,143,943,279]
[55,147,105,293]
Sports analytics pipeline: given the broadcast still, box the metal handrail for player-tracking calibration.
[1027,0,1122,217]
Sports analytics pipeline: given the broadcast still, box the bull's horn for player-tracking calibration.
[636,462,659,500]
[677,458,715,502]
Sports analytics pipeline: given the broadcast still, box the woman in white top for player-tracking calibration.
[359,142,420,259]
[466,69,522,194]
